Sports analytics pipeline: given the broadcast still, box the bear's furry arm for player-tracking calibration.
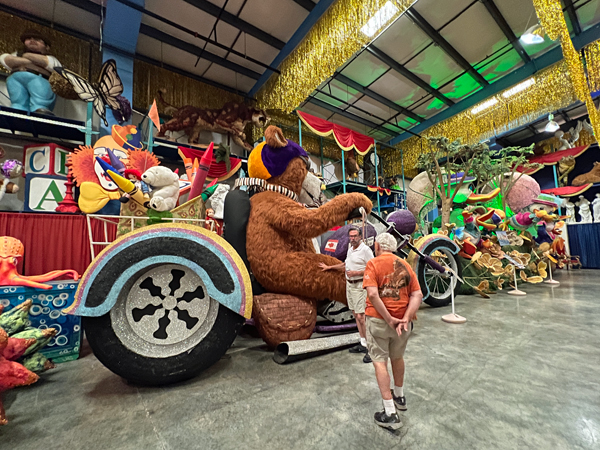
[267,192,372,238]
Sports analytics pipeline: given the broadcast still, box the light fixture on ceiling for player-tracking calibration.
[520,24,545,45]
[544,113,560,132]
[471,98,499,115]
[502,77,536,98]
[360,1,399,38]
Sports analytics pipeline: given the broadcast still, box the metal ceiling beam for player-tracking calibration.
[0,3,249,97]
[135,54,251,98]
[366,46,454,107]
[291,0,315,11]
[480,0,531,64]
[307,98,397,137]
[558,109,571,122]
[406,8,489,86]
[180,0,285,50]
[526,125,538,135]
[60,0,101,15]
[389,21,600,145]
[74,0,281,74]
[248,0,336,97]
[334,73,424,123]
[314,88,411,134]
[563,0,582,35]
[139,24,261,80]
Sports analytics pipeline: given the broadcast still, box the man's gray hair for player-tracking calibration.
[375,233,397,252]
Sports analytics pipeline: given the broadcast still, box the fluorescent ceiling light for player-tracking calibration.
[360,1,399,38]
[520,25,545,45]
[544,114,560,132]
[502,78,536,98]
[471,98,498,115]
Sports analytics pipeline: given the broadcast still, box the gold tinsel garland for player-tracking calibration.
[533,0,600,138]
[132,61,244,114]
[396,33,600,173]
[584,41,600,94]
[256,0,417,112]
[397,61,579,172]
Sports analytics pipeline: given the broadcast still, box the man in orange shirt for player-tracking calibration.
[363,232,423,430]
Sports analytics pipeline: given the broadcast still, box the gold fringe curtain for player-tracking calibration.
[584,40,600,93]
[0,11,101,78]
[533,0,600,138]
[132,61,244,113]
[256,0,418,112]
[398,61,579,170]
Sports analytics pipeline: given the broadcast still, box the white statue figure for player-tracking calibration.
[576,195,593,223]
[556,121,583,151]
[565,200,576,224]
[593,193,600,223]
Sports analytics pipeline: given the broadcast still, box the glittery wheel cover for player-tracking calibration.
[66,224,252,319]
[110,263,220,358]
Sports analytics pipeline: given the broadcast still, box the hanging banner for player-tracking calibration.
[297,110,375,155]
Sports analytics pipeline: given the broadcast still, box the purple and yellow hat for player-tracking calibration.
[248,126,308,180]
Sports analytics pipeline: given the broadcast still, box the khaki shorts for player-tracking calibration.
[346,280,367,314]
[366,316,411,363]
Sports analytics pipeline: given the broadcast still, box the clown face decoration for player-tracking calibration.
[92,138,128,191]
[69,125,159,214]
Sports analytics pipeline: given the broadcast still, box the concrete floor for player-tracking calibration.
[2,270,600,450]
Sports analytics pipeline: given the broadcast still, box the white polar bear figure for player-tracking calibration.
[142,166,180,212]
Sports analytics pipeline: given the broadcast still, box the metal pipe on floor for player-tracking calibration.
[273,332,359,364]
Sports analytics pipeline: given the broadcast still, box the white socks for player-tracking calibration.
[394,385,404,397]
[360,337,367,347]
[383,398,396,415]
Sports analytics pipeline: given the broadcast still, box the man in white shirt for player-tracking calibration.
[320,226,374,362]
[0,30,62,114]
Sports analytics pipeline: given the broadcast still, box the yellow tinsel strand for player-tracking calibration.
[398,61,580,172]
[533,0,600,138]
[256,0,417,112]
[584,41,600,93]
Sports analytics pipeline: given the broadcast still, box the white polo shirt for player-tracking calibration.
[346,241,374,281]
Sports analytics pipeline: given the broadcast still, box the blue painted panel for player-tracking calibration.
[102,0,144,132]
[0,281,81,363]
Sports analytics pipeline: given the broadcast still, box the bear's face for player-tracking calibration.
[269,157,309,196]
[142,166,178,187]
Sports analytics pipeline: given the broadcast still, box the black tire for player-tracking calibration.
[83,304,243,386]
[76,224,251,386]
[416,239,462,308]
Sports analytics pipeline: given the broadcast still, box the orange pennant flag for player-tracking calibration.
[148,99,161,131]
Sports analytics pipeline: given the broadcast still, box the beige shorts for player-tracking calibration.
[346,280,367,314]
[366,316,411,363]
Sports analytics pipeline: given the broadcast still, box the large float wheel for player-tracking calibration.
[76,224,252,386]
[409,235,462,308]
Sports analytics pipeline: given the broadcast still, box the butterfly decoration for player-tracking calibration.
[55,59,124,126]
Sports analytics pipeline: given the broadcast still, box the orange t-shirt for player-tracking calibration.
[363,253,421,320]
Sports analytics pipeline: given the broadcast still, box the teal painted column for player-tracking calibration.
[374,141,380,213]
[101,0,144,135]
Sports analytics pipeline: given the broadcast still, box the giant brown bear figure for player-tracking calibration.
[245,126,372,345]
